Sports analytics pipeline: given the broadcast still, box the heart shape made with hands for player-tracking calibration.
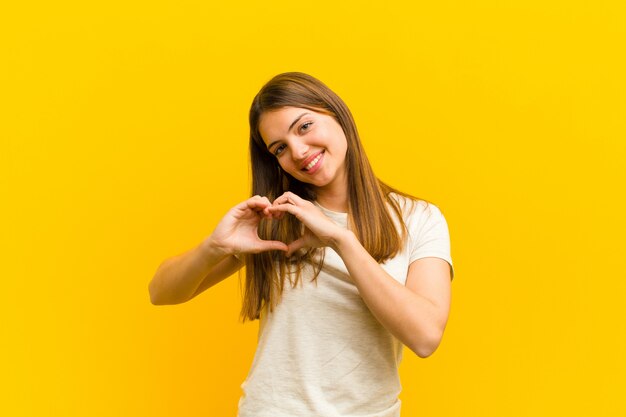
[255,192,342,257]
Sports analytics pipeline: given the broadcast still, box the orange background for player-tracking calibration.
[2,1,625,416]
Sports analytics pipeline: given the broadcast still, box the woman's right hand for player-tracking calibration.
[206,195,289,257]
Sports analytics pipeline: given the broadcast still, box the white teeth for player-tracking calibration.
[305,153,322,170]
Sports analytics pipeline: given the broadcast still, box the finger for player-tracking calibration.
[272,195,290,206]
[269,209,285,220]
[267,203,301,219]
[286,237,307,257]
[246,196,271,212]
[260,196,272,209]
[270,197,286,219]
[256,240,289,253]
[284,191,305,204]
[274,191,305,206]
[256,195,283,218]
[233,196,258,211]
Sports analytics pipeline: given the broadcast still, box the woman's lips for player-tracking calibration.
[302,150,324,173]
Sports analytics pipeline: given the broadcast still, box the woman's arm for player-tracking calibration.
[334,231,451,358]
[149,238,242,305]
[268,191,451,358]
[149,195,288,305]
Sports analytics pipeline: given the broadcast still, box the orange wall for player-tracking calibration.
[2,1,625,416]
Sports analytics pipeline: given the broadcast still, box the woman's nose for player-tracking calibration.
[291,140,310,161]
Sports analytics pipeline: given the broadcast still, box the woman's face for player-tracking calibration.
[258,106,348,193]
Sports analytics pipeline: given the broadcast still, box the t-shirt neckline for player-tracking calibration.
[313,200,348,224]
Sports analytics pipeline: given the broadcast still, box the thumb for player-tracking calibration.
[257,240,289,253]
[286,237,307,257]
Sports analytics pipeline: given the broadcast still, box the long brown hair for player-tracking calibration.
[240,72,431,322]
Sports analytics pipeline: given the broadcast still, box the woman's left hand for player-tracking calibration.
[267,191,346,257]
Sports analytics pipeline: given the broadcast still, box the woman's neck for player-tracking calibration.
[312,168,349,212]
[314,189,349,213]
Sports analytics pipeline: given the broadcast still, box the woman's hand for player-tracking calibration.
[267,191,347,257]
[207,195,289,256]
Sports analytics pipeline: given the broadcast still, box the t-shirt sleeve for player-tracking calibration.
[408,203,455,280]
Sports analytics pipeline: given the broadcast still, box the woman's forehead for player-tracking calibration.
[260,106,310,121]
[259,107,317,139]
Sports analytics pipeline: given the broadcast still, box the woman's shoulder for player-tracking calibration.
[387,191,434,219]
[386,192,449,245]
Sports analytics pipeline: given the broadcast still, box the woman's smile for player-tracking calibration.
[301,150,324,173]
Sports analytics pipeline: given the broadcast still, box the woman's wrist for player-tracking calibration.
[200,235,232,259]
[331,228,358,254]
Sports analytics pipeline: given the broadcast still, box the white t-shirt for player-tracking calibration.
[237,194,454,417]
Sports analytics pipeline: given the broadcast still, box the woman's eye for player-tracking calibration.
[300,122,313,131]
[274,144,286,156]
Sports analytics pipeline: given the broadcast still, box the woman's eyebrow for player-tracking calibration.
[266,112,311,150]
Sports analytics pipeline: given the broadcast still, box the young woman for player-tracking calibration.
[149,72,455,417]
